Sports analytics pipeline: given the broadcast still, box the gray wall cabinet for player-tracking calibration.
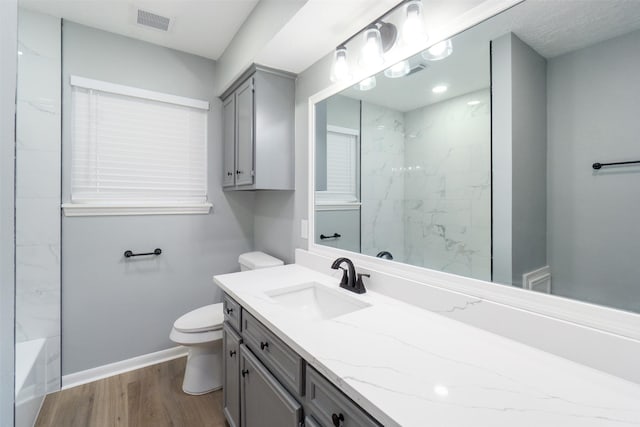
[221,65,296,191]
[222,293,382,427]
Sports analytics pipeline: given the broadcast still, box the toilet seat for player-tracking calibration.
[173,303,224,333]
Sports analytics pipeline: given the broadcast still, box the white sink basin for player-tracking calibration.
[266,282,371,320]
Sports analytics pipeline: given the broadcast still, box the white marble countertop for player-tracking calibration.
[214,264,640,427]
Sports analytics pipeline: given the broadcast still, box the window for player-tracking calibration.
[316,125,359,205]
[63,76,211,216]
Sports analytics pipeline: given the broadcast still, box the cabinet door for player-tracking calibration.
[235,79,255,186]
[223,323,242,427]
[306,367,381,427]
[222,95,236,187]
[240,345,302,427]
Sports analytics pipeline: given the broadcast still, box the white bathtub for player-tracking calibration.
[15,339,46,427]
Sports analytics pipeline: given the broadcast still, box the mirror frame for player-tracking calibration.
[306,0,640,340]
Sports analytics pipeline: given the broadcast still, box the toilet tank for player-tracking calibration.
[238,251,284,271]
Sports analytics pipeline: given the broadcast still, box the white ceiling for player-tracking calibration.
[19,0,259,60]
[340,0,640,112]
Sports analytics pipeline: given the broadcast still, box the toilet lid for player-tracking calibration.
[173,303,224,333]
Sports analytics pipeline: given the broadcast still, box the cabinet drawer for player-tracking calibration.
[223,323,242,427]
[305,367,381,427]
[241,309,304,397]
[240,345,302,427]
[223,294,241,331]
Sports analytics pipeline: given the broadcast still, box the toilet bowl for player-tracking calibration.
[170,251,284,395]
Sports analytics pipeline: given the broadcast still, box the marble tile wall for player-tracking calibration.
[360,102,406,261]
[403,89,491,280]
[16,8,61,393]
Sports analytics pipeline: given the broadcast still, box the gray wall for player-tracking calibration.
[62,22,255,374]
[547,29,640,312]
[492,33,547,287]
[509,34,547,287]
[0,0,17,424]
[315,209,361,253]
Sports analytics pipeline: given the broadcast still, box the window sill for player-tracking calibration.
[62,203,213,217]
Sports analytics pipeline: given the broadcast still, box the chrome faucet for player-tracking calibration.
[330,257,369,294]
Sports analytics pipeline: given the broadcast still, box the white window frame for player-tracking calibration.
[315,125,360,207]
[62,76,213,217]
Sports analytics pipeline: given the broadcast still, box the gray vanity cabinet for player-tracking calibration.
[221,64,295,191]
[222,293,381,427]
[305,366,382,427]
[240,345,302,427]
[223,324,242,427]
[241,309,305,397]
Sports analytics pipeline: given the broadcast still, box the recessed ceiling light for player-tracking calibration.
[467,100,481,106]
[432,85,447,94]
[17,51,23,56]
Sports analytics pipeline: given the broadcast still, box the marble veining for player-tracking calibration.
[215,264,640,426]
[403,89,491,280]
[15,8,62,394]
[359,91,491,280]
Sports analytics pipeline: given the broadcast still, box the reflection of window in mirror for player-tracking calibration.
[316,126,359,203]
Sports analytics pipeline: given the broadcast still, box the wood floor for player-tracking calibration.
[36,357,227,427]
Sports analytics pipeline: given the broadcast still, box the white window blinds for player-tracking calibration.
[70,76,209,207]
[317,126,358,203]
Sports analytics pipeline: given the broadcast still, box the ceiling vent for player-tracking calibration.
[406,63,427,76]
[136,9,171,31]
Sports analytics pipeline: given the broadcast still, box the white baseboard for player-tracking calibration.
[61,346,188,390]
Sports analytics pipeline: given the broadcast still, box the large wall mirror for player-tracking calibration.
[314,0,640,315]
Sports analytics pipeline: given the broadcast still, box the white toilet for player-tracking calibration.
[169,251,284,395]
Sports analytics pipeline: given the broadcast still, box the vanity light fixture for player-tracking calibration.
[422,38,453,61]
[432,84,448,94]
[329,0,428,83]
[402,0,427,44]
[384,60,411,78]
[360,25,385,67]
[330,46,351,82]
[358,76,377,91]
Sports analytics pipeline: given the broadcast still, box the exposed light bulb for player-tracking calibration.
[432,84,448,94]
[422,39,453,61]
[402,0,426,44]
[330,46,350,82]
[358,76,377,91]
[360,26,384,68]
[384,60,410,78]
